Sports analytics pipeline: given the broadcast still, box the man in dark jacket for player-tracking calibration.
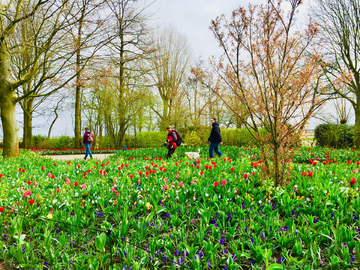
[207,118,223,158]
[83,127,93,160]
[164,125,178,159]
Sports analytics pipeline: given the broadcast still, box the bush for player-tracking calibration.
[125,131,167,148]
[221,128,266,146]
[184,131,202,146]
[32,135,47,148]
[314,123,354,148]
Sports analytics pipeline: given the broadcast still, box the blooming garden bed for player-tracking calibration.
[0,146,359,269]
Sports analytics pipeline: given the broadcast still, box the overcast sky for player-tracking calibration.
[147,0,312,60]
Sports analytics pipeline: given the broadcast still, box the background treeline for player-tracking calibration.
[22,128,264,149]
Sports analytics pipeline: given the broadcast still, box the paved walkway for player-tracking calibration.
[43,153,113,161]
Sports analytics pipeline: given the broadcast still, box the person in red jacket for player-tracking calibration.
[83,127,94,160]
[164,126,178,159]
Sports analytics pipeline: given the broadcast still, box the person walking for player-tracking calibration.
[164,126,180,159]
[207,118,223,158]
[83,127,94,160]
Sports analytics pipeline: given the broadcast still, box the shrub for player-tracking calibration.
[184,131,202,146]
[314,123,354,148]
[125,131,167,148]
[32,135,47,148]
[221,128,266,146]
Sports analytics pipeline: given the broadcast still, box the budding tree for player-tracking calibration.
[194,0,325,186]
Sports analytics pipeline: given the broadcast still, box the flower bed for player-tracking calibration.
[0,147,359,269]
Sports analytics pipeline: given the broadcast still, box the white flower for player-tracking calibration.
[324,190,327,194]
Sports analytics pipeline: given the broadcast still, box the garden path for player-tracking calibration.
[0,262,16,270]
[43,153,113,161]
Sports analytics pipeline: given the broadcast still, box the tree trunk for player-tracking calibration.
[23,99,33,148]
[0,43,19,158]
[0,94,19,158]
[160,99,169,130]
[354,105,360,148]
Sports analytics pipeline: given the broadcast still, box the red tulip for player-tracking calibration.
[350,178,356,185]
[214,182,219,187]
[29,199,35,205]
[74,181,79,187]
[22,169,25,173]
[308,171,313,177]
[27,181,32,185]
[196,165,200,169]
[200,171,204,175]
[56,188,60,194]
[51,175,55,179]
[230,168,235,172]
[175,162,178,166]
[129,175,134,179]
[244,173,249,179]
[77,165,81,169]
[53,163,57,166]
[252,172,256,176]
[0,207,4,212]
[41,166,45,171]
[164,168,167,172]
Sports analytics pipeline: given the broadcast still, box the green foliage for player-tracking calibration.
[184,131,202,146]
[32,135,47,148]
[314,124,354,148]
[124,131,167,148]
[221,128,266,146]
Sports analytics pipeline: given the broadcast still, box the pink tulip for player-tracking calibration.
[164,184,168,190]
[179,181,184,187]
[221,180,227,185]
[81,184,86,189]
[65,178,71,185]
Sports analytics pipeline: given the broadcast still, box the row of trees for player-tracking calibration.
[1,0,360,169]
[0,0,236,155]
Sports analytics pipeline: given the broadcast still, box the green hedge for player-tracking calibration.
[23,128,266,149]
[314,123,354,148]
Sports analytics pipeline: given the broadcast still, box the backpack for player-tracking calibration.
[87,133,93,142]
[173,130,182,146]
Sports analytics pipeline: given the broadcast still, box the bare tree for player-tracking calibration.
[194,0,325,186]
[103,0,155,147]
[149,28,192,130]
[312,0,360,145]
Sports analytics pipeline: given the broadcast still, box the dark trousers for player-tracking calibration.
[209,142,222,158]
[167,148,175,159]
